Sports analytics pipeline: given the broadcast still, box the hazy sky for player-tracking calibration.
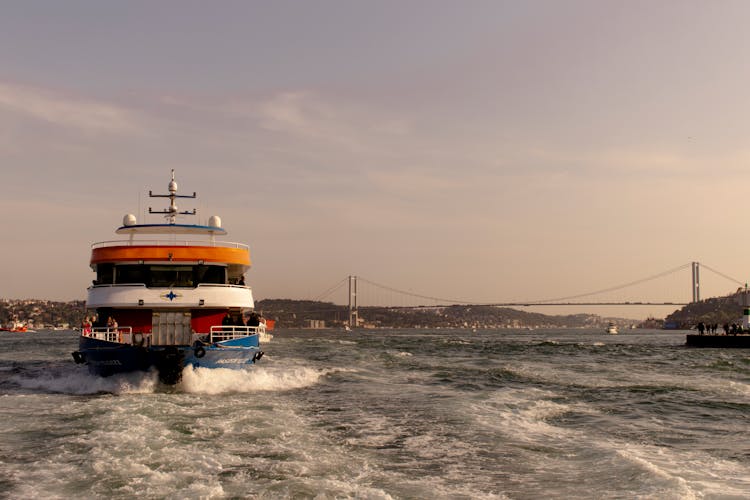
[2,1,750,319]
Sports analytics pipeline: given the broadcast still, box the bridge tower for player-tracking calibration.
[691,261,700,303]
[348,275,358,328]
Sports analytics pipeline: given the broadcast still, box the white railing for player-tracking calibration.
[92,240,248,250]
[89,283,147,289]
[209,324,265,342]
[82,324,262,345]
[83,326,133,343]
[88,283,250,290]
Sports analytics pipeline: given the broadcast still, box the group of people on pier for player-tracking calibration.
[696,321,745,335]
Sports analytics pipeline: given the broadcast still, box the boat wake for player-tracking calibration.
[8,361,329,396]
[10,367,160,395]
[178,363,327,394]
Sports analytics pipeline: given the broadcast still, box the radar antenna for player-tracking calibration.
[148,169,197,224]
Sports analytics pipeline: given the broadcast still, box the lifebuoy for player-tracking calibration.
[194,346,206,358]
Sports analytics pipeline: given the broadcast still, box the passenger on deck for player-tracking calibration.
[222,312,233,330]
[238,275,245,286]
[697,322,705,335]
[247,312,260,327]
[107,316,118,332]
[93,315,104,328]
[723,323,730,335]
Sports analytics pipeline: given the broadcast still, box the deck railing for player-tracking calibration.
[82,324,264,345]
[83,326,134,343]
[89,283,250,289]
[92,239,248,250]
[209,324,265,343]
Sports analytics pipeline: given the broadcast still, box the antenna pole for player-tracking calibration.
[148,170,197,223]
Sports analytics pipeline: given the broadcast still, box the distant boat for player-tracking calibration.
[0,320,28,332]
[606,323,618,335]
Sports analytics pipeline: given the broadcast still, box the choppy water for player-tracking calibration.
[1,328,749,499]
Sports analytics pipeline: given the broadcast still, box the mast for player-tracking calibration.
[148,169,197,224]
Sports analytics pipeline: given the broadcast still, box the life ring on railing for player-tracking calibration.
[194,346,206,358]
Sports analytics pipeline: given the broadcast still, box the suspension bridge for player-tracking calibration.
[310,262,746,326]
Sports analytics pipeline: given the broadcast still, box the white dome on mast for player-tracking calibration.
[168,169,178,194]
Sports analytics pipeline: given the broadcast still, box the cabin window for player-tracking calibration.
[195,265,226,285]
[150,265,194,287]
[96,264,114,284]
[115,265,148,284]
[103,264,227,287]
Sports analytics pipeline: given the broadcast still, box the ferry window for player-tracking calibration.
[149,266,194,287]
[96,264,114,285]
[115,265,147,284]
[195,265,226,284]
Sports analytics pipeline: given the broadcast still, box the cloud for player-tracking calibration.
[256,91,413,155]
[0,82,141,134]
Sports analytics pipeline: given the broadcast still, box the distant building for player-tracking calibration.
[304,319,326,329]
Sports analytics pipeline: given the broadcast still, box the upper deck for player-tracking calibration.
[91,172,251,268]
[91,238,250,266]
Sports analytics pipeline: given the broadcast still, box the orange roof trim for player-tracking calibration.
[91,245,251,266]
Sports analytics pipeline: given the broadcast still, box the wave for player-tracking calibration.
[7,359,333,396]
[10,368,159,395]
[178,363,328,394]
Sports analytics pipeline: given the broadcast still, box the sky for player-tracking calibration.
[2,0,750,319]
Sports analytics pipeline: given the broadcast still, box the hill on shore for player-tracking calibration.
[254,299,632,329]
[663,291,748,329]
[5,294,744,330]
[1,297,632,329]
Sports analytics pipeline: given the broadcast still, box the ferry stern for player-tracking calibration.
[73,170,266,384]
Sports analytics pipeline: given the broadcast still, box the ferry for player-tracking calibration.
[72,171,264,384]
[606,322,618,334]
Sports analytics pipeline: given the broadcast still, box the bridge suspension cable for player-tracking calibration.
[315,262,741,308]
[355,277,479,305]
[312,277,349,302]
[523,263,693,304]
[698,263,744,287]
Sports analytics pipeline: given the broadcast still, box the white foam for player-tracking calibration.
[615,443,750,498]
[178,363,327,394]
[471,387,582,445]
[385,350,412,357]
[468,387,750,498]
[11,368,159,394]
[9,358,333,395]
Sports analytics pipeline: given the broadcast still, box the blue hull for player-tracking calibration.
[73,335,263,384]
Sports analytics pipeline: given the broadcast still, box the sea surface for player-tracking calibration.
[1,328,749,499]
